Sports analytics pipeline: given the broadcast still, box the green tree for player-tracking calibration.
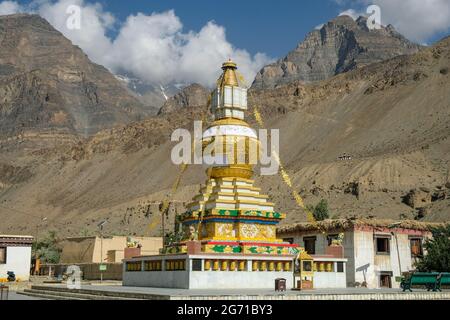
[33,231,61,264]
[416,225,450,272]
[306,199,330,221]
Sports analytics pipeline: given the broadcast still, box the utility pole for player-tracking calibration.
[161,201,170,250]
[389,222,403,279]
[97,220,108,283]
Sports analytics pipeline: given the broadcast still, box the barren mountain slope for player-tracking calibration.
[0,14,149,137]
[252,15,420,89]
[0,37,449,238]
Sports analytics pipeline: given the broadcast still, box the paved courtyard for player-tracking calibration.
[3,291,45,300]
[5,282,450,300]
[74,285,407,296]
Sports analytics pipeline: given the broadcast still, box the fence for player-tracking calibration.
[37,263,123,281]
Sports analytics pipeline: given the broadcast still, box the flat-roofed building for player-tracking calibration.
[0,235,33,282]
[277,219,440,289]
[59,236,163,264]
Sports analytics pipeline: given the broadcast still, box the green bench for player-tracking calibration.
[436,273,450,292]
[400,272,440,292]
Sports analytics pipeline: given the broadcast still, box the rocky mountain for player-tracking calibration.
[1,35,449,238]
[115,74,184,114]
[252,15,421,89]
[158,83,210,115]
[0,14,449,239]
[0,14,150,137]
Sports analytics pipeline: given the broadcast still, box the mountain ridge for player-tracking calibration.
[0,14,150,137]
[0,15,449,238]
[252,15,421,89]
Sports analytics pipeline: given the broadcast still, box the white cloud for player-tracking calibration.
[338,9,364,20]
[0,0,271,87]
[337,0,450,43]
[371,0,450,43]
[314,23,324,30]
[0,0,22,15]
[37,0,115,67]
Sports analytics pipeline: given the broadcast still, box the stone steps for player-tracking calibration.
[18,285,165,300]
[19,288,141,300]
[17,289,82,300]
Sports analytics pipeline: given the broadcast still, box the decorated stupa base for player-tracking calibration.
[123,252,297,289]
[162,176,299,257]
[122,60,302,289]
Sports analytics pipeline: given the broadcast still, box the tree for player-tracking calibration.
[165,231,184,246]
[416,225,450,272]
[306,199,330,221]
[33,231,61,264]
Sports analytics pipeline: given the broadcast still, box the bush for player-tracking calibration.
[307,199,330,221]
[416,225,450,272]
[33,231,61,264]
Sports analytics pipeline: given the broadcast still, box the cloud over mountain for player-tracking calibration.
[0,0,272,87]
[337,0,450,43]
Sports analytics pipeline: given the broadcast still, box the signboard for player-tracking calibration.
[99,264,107,271]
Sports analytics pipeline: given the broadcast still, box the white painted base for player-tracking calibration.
[123,270,293,289]
[313,272,347,289]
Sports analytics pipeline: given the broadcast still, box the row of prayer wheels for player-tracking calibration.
[203,260,292,272]
[204,260,247,271]
[252,261,291,272]
[166,260,186,271]
[313,261,334,272]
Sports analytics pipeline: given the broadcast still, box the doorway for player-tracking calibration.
[379,273,392,288]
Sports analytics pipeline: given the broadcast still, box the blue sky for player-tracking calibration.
[67,0,450,56]
[2,0,449,86]
[94,0,343,58]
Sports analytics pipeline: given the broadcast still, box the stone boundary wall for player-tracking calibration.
[171,292,450,300]
[39,263,122,280]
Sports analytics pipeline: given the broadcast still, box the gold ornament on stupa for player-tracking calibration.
[165,60,299,257]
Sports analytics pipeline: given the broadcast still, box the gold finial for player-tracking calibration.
[220,59,238,86]
[222,59,237,70]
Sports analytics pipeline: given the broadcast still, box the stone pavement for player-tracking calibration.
[3,291,45,300]
[21,284,450,300]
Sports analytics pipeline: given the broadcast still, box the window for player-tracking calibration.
[327,234,339,246]
[336,262,344,273]
[302,261,312,272]
[375,237,390,254]
[192,259,202,271]
[0,247,6,264]
[303,237,316,254]
[410,238,423,257]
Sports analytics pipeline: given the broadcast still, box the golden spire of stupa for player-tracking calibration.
[220,59,239,87]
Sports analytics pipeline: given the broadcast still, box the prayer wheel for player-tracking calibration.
[276,262,283,271]
[221,260,228,271]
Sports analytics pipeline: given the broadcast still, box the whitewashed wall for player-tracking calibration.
[314,272,347,288]
[354,231,421,288]
[287,231,355,286]
[281,228,429,289]
[0,246,32,281]
[123,268,293,289]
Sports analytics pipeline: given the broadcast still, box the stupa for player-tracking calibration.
[123,61,301,289]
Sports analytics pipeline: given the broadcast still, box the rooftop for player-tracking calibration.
[277,218,444,234]
[0,235,34,239]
